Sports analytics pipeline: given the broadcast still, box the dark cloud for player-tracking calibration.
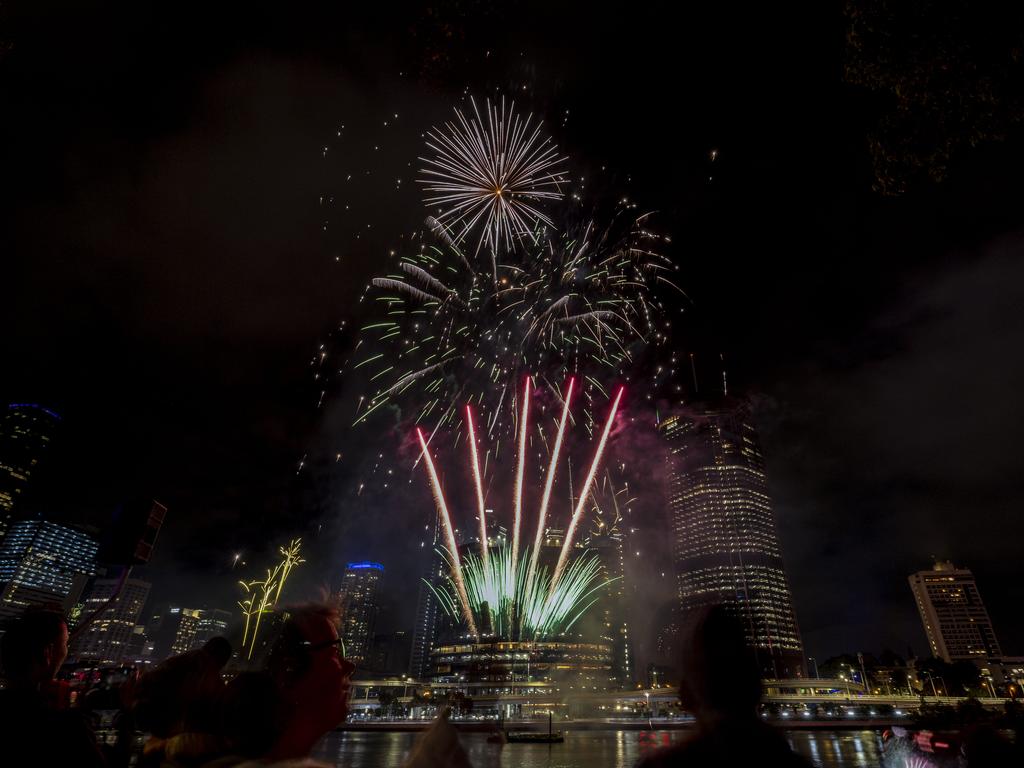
[763,235,1024,657]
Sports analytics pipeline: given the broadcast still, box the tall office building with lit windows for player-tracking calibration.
[0,519,98,620]
[582,509,633,688]
[660,398,805,678]
[0,404,62,540]
[70,577,151,662]
[409,560,443,679]
[337,562,383,667]
[190,608,233,650]
[145,605,205,660]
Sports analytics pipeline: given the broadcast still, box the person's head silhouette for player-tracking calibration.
[638,606,811,767]
[677,605,761,722]
[0,608,68,687]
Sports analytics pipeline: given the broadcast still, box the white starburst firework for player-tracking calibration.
[419,96,568,267]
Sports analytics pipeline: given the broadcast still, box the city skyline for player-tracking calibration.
[3,2,1024,671]
[2,399,1019,684]
[0,453,1018,688]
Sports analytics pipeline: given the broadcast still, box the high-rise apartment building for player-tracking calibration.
[337,562,383,667]
[909,561,1003,663]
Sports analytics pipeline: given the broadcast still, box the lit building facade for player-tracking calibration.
[145,605,204,661]
[410,561,444,679]
[190,608,232,650]
[70,577,151,663]
[429,638,613,703]
[660,399,804,678]
[169,608,203,656]
[338,562,383,667]
[0,404,61,540]
[582,507,633,688]
[909,561,1002,663]
[0,519,98,620]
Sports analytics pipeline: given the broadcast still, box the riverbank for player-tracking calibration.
[316,728,887,767]
[338,718,894,732]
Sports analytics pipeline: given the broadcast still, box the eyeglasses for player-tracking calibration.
[302,637,346,657]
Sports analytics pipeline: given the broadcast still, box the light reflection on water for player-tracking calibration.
[315,729,884,768]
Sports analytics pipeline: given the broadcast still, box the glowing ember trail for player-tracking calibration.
[511,376,531,579]
[549,386,625,595]
[526,376,575,588]
[416,428,479,637]
[465,405,489,568]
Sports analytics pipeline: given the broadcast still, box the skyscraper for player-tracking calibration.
[582,501,633,688]
[70,577,151,663]
[410,514,445,679]
[661,398,805,678]
[190,608,233,650]
[145,605,204,661]
[909,561,1003,663]
[0,404,61,540]
[409,568,442,680]
[0,519,98,621]
[337,562,383,667]
[169,608,203,656]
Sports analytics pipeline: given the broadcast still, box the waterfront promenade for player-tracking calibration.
[345,676,1014,722]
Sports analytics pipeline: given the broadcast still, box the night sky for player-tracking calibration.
[3,2,1023,666]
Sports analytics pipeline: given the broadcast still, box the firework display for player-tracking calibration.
[237,538,306,659]
[419,96,568,263]
[323,96,677,646]
[341,97,677,458]
[350,212,673,454]
[417,379,624,641]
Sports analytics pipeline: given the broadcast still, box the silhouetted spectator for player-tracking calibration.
[134,636,232,767]
[636,605,810,768]
[217,671,284,760]
[82,667,140,768]
[0,608,106,766]
[208,604,355,766]
[403,706,474,768]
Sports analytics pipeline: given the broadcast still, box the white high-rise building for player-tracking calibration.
[909,561,1002,663]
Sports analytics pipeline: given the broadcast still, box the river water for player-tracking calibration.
[314,729,883,767]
